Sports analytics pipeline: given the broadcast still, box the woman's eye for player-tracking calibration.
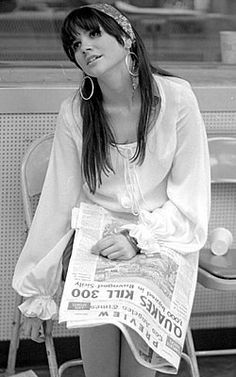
[73,41,81,50]
[90,30,101,38]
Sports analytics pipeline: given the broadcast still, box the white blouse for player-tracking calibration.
[12,74,211,320]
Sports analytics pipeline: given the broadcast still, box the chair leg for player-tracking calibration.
[6,294,23,376]
[44,322,59,377]
[185,326,200,377]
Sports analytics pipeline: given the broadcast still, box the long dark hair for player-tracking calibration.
[61,6,172,194]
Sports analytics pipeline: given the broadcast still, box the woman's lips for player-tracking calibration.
[87,55,102,65]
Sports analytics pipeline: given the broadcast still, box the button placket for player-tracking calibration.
[122,148,140,216]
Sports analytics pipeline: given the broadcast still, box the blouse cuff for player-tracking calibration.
[122,223,161,254]
[19,295,58,320]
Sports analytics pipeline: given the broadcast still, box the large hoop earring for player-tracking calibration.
[125,52,139,94]
[125,52,139,77]
[79,75,94,101]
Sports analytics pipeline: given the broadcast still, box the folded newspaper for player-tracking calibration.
[59,202,198,374]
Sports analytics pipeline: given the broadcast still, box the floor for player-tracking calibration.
[14,355,236,377]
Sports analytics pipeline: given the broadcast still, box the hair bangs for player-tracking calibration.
[62,7,126,56]
[67,8,101,41]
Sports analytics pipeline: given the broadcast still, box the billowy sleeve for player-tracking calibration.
[12,99,82,320]
[128,86,211,254]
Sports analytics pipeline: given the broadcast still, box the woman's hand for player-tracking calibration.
[23,317,53,343]
[91,233,137,260]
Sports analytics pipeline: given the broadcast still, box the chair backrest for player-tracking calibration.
[21,133,54,228]
[208,137,236,183]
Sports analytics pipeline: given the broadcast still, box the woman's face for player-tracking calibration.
[73,26,128,78]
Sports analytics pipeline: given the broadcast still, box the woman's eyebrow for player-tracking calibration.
[72,37,81,44]
[73,30,81,37]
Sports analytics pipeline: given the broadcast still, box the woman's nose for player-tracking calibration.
[80,37,92,53]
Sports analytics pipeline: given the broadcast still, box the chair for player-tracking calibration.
[7,134,202,377]
[6,134,82,377]
[197,136,236,357]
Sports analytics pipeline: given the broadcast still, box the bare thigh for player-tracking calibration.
[120,334,156,377]
[79,324,120,377]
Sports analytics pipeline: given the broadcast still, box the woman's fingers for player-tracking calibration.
[23,317,39,336]
[106,251,123,260]
[23,317,45,343]
[44,319,53,336]
[31,323,45,343]
[91,234,137,260]
[91,235,115,254]
[100,244,119,257]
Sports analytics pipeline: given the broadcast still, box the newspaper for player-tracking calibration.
[59,202,198,374]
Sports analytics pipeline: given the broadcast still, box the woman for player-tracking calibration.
[12,4,210,377]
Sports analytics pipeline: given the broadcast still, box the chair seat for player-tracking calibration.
[199,248,236,279]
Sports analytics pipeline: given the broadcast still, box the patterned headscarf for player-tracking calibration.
[82,3,136,42]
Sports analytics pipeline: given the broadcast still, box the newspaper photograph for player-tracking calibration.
[59,202,198,374]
